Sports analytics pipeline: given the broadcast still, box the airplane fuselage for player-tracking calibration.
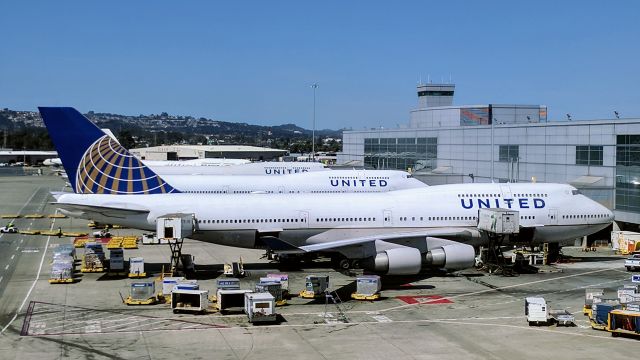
[57,182,613,250]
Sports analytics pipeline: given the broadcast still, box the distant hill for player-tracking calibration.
[0,108,342,152]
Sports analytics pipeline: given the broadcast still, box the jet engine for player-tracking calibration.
[423,243,475,270]
[363,247,423,275]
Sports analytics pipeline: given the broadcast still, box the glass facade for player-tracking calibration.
[364,137,437,171]
[499,145,519,162]
[616,135,640,212]
[576,145,603,166]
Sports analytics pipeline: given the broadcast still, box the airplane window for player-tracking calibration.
[412,217,415,221]
[359,218,362,221]
[373,218,376,221]
[420,217,423,221]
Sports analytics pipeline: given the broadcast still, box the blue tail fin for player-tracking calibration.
[38,107,179,195]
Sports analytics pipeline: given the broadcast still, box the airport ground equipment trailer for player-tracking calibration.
[525,297,574,326]
[583,288,604,316]
[217,289,251,313]
[128,257,146,278]
[300,275,329,299]
[608,309,640,338]
[124,282,158,305]
[352,275,381,300]
[108,248,125,275]
[172,289,209,314]
[591,302,622,330]
[245,292,277,323]
[266,273,289,297]
[256,279,285,306]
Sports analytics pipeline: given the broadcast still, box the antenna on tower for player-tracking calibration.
[427,74,431,83]
[449,73,452,84]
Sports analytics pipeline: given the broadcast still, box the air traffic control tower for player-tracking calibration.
[417,83,455,108]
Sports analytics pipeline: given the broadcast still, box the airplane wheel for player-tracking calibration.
[338,259,351,270]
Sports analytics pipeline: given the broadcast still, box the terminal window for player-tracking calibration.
[616,135,640,213]
[364,137,437,171]
[576,146,603,166]
[499,145,519,162]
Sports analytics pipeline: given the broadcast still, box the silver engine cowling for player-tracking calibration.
[364,247,422,275]
[424,243,475,270]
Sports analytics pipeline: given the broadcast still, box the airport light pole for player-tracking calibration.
[311,83,318,161]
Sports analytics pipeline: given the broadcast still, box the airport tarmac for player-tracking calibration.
[0,172,638,359]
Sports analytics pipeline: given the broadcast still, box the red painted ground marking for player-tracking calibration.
[400,283,415,287]
[396,295,453,305]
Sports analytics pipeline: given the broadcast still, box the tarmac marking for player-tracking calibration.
[382,266,623,313]
[4,265,8,270]
[11,254,15,260]
[20,239,23,244]
[15,247,19,251]
[0,276,3,283]
[1,209,57,334]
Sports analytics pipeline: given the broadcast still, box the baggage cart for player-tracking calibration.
[300,275,329,299]
[128,257,146,278]
[245,292,277,323]
[172,289,209,314]
[217,289,251,313]
[125,282,157,305]
[352,275,381,300]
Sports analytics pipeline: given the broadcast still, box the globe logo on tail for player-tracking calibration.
[75,135,177,194]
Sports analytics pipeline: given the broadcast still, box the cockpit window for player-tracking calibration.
[572,189,582,195]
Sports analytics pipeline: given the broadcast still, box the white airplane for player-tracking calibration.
[162,170,424,194]
[43,158,63,167]
[146,161,327,176]
[143,158,251,167]
[40,107,614,275]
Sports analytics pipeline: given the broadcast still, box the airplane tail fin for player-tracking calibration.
[38,107,179,195]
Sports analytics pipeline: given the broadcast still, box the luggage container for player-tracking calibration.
[245,292,277,323]
[300,275,329,299]
[81,248,104,273]
[128,257,146,278]
[216,278,240,291]
[608,309,640,338]
[172,289,209,314]
[591,303,622,330]
[49,256,74,284]
[85,242,105,261]
[584,288,605,315]
[108,248,125,274]
[162,276,186,295]
[175,279,199,291]
[626,301,640,312]
[525,297,549,326]
[142,233,159,245]
[255,281,284,305]
[125,282,157,305]
[352,275,382,300]
[618,284,640,304]
[266,273,289,294]
[216,289,251,313]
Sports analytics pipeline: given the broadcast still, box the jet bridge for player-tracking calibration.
[156,214,195,275]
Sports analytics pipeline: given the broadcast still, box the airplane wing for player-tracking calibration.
[53,203,150,219]
[262,227,479,255]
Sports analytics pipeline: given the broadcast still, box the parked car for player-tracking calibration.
[625,254,640,271]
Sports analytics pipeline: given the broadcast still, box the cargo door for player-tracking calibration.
[548,208,558,225]
[383,210,393,226]
[500,185,512,201]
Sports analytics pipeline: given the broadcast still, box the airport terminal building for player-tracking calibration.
[338,84,640,228]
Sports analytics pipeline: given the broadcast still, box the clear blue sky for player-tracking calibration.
[1,1,638,130]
